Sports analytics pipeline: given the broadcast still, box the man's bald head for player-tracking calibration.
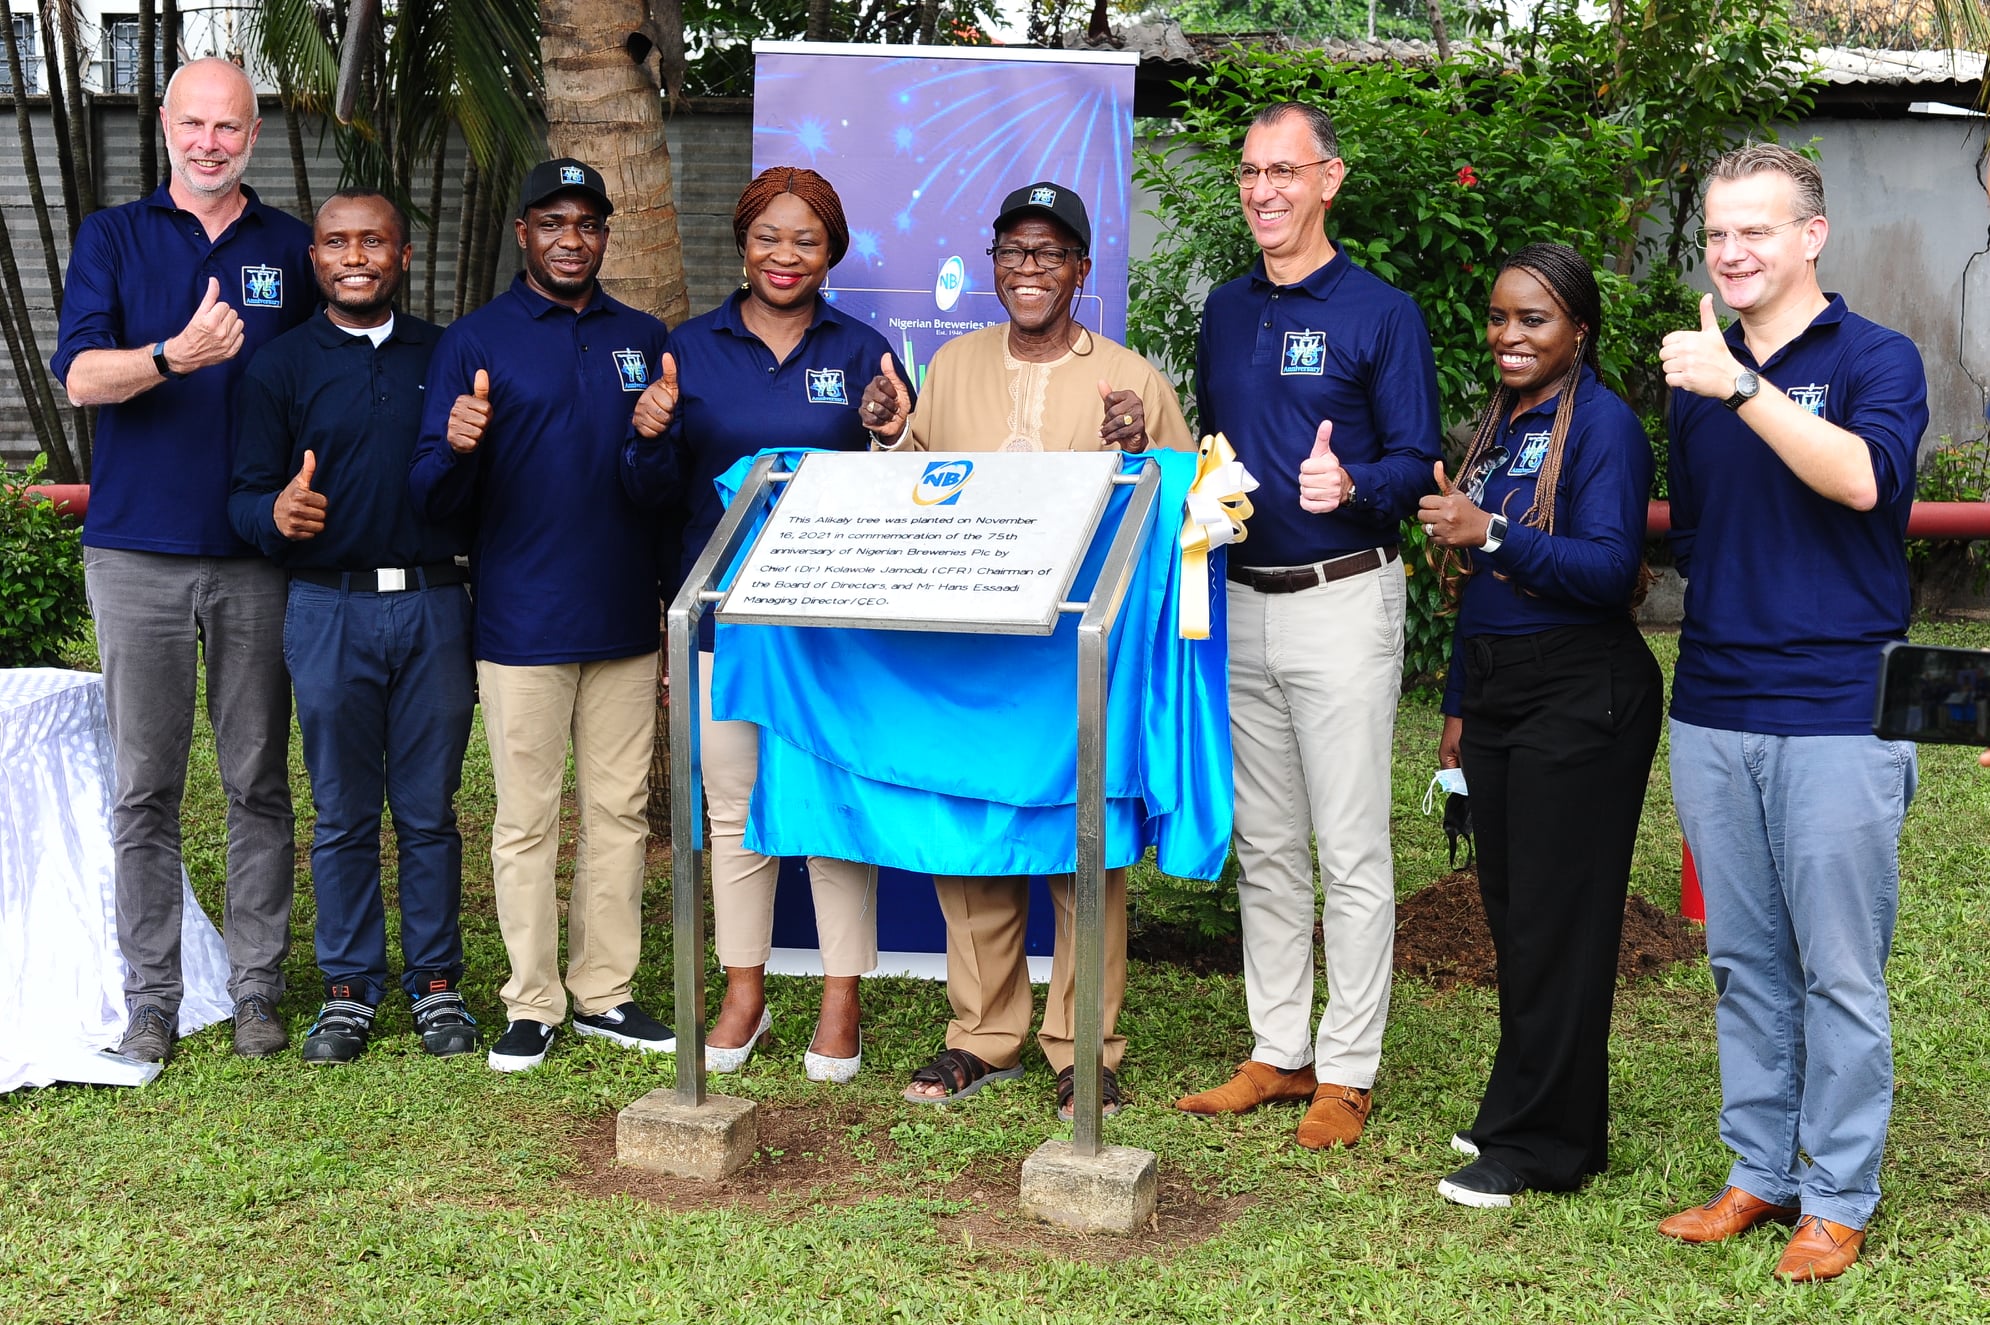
[161,58,261,204]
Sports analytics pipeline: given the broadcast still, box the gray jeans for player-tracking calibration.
[84,547,295,1015]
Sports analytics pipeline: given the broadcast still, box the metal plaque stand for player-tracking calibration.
[617,454,1166,1224]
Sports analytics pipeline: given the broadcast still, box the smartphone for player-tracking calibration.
[1873,641,1990,744]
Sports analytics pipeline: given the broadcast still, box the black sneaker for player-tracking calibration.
[233,993,288,1057]
[301,992,375,1065]
[489,1019,557,1072]
[118,1005,176,1064]
[1437,1155,1528,1209]
[572,1001,675,1053]
[411,981,479,1058]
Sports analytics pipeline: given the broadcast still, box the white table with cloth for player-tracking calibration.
[0,668,233,1091]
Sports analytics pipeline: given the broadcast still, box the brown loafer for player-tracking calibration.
[1774,1215,1864,1282]
[1175,1060,1317,1115]
[1657,1185,1802,1243]
[1295,1082,1372,1149]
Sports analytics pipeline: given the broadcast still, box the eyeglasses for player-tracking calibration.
[1698,217,1811,249]
[1235,160,1330,189]
[988,244,1081,270]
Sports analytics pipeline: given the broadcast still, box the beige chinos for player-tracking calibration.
[698,651,878,976]
[479,652,656,1023]
[1227,560,1405,1089]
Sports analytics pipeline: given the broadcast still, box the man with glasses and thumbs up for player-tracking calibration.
[1174,102,1441,1150]
[410,158,679,1074]
[231,189,478,1065]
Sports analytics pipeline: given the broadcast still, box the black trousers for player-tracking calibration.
[1459,620,1662,1190]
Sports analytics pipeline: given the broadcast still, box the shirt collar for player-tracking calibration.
[507,271,613,320]
[711,288,833,340]
[1725,293,1850,367]
[1506,362,1599,426]
[306,310,431,349]
[1247,245,1352,298]
[142,181,270,229]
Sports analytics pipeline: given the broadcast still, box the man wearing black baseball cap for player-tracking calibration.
[859,179,1191,1119]
[409,157,679,1072]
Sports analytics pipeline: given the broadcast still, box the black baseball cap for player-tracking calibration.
[516,158,615,218]
[992,181,1090,252]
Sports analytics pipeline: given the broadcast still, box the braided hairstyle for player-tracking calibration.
[1437,242,1606,605]
[733,166,850,266]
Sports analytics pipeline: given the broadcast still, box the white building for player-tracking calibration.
[3,2,276,99]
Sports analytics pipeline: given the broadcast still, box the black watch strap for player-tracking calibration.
[152,341,182,381]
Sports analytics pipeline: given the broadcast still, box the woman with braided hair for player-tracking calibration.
[1417,241,1663,1206]
[655,166,911,1082]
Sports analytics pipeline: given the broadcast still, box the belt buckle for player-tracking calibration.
[376,567,407,592]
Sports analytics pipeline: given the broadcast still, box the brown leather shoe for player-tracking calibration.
[1295,1082,1372,1149]
[1175,1060,1317,1115]
[1774,1215,1864,1282]
[1657,1186,1802,1243]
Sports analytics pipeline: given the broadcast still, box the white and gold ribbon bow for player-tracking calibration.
[1178,431,1259,640]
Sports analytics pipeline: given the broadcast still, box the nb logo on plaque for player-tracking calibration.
[914,459,974,506]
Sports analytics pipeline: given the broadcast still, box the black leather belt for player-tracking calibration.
[1227,545,1399,594]
[290,562,469,593]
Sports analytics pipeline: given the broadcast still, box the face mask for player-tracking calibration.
[1421,766,1468,816]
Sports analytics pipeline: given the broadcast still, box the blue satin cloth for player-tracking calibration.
[703,448,1232,880]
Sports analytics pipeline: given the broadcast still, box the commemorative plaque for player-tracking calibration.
[716,451,1121,635]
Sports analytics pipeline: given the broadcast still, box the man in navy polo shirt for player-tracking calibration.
[410,159,678,1073]
[1654,143,1927,1283]
[51,57,313,1067]
[1174,101,1441,1149]
[229,190,479,1065]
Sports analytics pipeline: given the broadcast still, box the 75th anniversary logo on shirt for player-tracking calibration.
[806,368,848,406]
[1282,330,1325,376]
[241,266,283,308]
[613,350,649,392]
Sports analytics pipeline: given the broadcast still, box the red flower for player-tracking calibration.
[1456,166,1480,188]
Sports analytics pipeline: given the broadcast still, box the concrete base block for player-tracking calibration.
[1019,1138,1158,1234]
[615,1089,758,1181]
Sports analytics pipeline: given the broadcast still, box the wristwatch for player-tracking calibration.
[1723,367,1761,411]
[151,341,183,381]
[1482,513,1508,553]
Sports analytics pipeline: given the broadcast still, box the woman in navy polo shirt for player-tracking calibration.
[1416,242,1663,1207]
[662,167,904,1082]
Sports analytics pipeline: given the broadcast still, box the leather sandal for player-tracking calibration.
[902,1048,1023,1104]
[1055,1065,1124,1121]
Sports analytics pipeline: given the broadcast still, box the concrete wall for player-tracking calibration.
[0,101,754,467]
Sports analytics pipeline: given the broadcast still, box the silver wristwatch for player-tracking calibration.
[1723,368,1761,411]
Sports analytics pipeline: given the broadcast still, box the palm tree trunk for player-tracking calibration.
[806,0,833,42]
[473,190,505,308]
[423,138,445,321]
[453,158,480,320]
[161,0,177,83]
[54,0,94,217]
[39,5,78,239]
[1,0,62,312]
[918,0,940,44]
[1424,0,1452,62]
[279,71,312,216]
[137,0,157,192]
[0,215,75,481]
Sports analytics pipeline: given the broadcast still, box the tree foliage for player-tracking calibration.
[682,0,1004,96]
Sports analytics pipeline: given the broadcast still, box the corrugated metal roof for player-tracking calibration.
[1807,47,1985,85]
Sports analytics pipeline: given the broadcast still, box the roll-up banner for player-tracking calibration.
[750,41,1139,393]
[750,40,1139,979]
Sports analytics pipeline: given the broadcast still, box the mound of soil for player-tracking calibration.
[1393,869,1705,991]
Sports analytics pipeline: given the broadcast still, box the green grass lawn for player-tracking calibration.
[5,627,1989,1322]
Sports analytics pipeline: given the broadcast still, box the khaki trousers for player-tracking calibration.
[933,868,1127,1073]
[1227,559,1404,1088]
[698,653,878,976]
[479,653,656,1022]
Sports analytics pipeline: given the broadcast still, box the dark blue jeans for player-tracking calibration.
[284,578,476,1006]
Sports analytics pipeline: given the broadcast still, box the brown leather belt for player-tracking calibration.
[1226,545,1399,594]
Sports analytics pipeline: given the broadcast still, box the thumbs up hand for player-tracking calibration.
[1297,419,1351,513]
[1417,457,1494,549]
[859,352,913,443]
[448,368,492,455]
[633,352,679,438]
[1660,293,1746,401]
[1097,378,1150,453]
[164,275,245,373]
[273,448,328,540]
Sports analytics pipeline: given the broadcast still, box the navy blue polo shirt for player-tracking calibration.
[409,274,677,666]
[669,291,909,648]
[228,313,465,571]
[51,183,314,556]
[1442,367,1653,714]
[1668,295,1928,735]
[1196,249,1442,566]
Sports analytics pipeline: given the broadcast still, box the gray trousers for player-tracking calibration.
[84,547,295,1016]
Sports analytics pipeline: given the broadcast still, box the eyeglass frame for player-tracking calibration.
[1234,159,1333,189]
[1697,216,1815,250]
[986,243,1085,271]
